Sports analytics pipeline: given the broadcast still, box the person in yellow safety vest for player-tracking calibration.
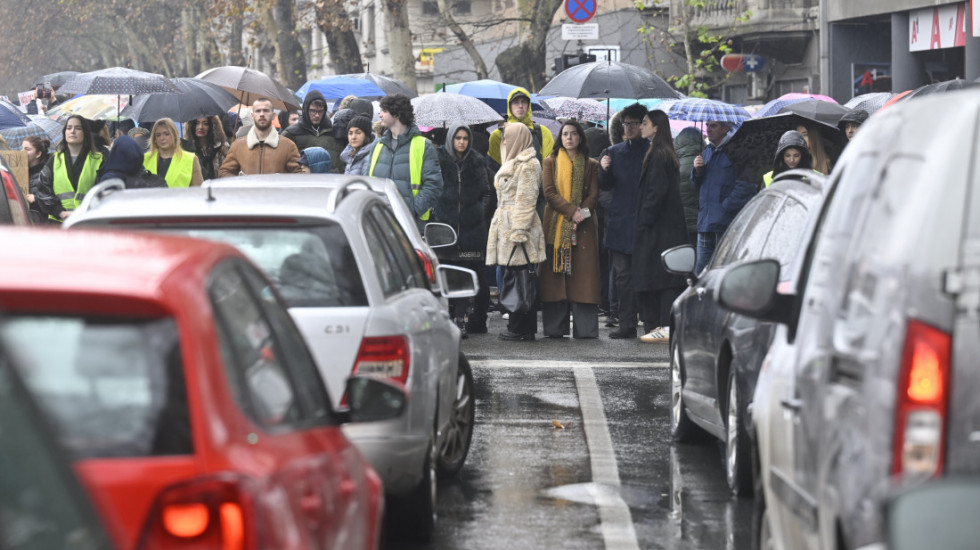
[36,115,104,223]
[144,118,204,188]
[368,94,443,233]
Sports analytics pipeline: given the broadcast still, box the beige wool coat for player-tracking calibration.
[486,147,547,266]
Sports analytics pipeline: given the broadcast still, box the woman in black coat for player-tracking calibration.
[433,123,492,336]
[632,109,688,342]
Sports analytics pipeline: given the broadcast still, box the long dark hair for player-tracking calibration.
[644,109,678,170]
[184,116,228,155]
[57,115,97,158]
[552,120,590,159]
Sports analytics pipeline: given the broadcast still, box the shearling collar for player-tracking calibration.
[247,126,280,149]
[497,147,537,177]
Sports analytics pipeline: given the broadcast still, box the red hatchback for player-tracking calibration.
[0,227,405,550]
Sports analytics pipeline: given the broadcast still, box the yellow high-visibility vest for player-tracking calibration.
[144,151,193,188]
[50,151,102,222]
[369,135,429,221]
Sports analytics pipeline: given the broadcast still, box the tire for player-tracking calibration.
[724,368,753,495]
[437,353,475,478]
[391,432,437,542]
[670,335,698,443]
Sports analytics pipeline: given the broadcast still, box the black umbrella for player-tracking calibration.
[32,71,80,89]
[337,72,417,98]
[906,78,980,99]
[59,67,179,95]
[538,60,683,100]
[724,113,846,186]
[121,78,240,123]
[776,100,851,125]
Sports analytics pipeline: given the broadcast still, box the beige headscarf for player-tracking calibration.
[501,122,533,163]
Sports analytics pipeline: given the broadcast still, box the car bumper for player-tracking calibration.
[343,422,428,496]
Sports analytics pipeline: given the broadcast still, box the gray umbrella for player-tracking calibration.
[195,66,300,111]
[843,92,893,114]
[538,60,683,101]
[338,72,418,98]
[122,78,240,123]
[32,71,80,89]
[777,100,851,125]
[59,67,179,95]
[411,93,503,127]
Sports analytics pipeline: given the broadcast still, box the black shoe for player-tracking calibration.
[604,316,620,328]
[609,327,637,339]
[456,319,468,339]
[465,322,488,334]
[499,330,535,341]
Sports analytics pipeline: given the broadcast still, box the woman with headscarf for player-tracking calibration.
[538,120,601,339]
[632,109,688,343]
[145,118,203,187]
[763,130,813,187]
[183,116,229,181]
[36,115,104,222]
[486,123,546,341]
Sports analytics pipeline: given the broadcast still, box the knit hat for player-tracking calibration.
[347,115,374,138]
[348,98,374,119]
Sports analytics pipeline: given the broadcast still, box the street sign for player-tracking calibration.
[565,0,597,24]
[720,53,766,72]
[562,23,599,40]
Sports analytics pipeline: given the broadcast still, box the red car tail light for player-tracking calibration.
[416,249,436,285]
[892,320,951,481]
[342,336,411,406]
[137,474,256,550]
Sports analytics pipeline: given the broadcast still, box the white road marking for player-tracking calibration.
[469,359,667,369]
[574,365,640,550]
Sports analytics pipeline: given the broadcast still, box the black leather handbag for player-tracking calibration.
[498,244,538,314]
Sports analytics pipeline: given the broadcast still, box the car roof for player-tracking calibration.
[205,173,394,193]
[0,227,239,299]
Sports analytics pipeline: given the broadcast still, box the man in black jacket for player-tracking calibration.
[281,90,345,173]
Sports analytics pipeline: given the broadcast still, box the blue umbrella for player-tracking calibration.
[297,76,387,101]
[0,101,29,130]
[443,79,548,115]
[666,98,752,125]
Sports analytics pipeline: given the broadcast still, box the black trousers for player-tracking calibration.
[609,251,637,329]
[507,308,538,336]
[542,301,599,338]
[446,258,490,326]
[637,287,683,332]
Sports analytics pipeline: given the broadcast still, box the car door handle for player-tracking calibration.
[780,397,803,413]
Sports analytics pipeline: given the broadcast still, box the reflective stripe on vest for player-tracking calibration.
[50,151,102,222]
[144,151,193,188]
[369,135,430,221]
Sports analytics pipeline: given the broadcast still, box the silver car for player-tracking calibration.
[65,177,479,542]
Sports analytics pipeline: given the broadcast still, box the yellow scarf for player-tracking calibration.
[549,149,584,274]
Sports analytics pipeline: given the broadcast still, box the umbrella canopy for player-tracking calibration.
[538,60,683,100]
[777,92,839,104]
[411,93,503,127]
[843,92,894,114]
[48,95,131,121]
[0,101,29,130]
[725,112,845,185]
[33,71,80,89]
[753,97,813,118]
[0,115,63,149]
[121,78,240,123]
[607,97,667,112]
[541,96,608,122]
[443,79,548,114]
[666,98,752,124]
[879,89,914,112]
[59,67,179,96]
[297,76,387,101]
[195,66,300,111]
[777,100,851,125]
[906,78,980,99]
[337,73,417,98]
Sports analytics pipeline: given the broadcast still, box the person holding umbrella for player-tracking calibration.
[144,118,203,187]
[37,115,104,222]
[183,117,229,181]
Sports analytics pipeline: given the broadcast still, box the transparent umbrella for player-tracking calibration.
[411,93,503,127]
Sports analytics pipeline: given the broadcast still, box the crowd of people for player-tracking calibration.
[16,85,869,343]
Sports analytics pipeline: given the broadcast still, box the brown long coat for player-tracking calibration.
[538,155,601,304]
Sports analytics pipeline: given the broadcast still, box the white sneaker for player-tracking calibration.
[640,327,669,343]
[501,313,509,320]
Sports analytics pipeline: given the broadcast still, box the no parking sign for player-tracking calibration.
[565,0,597,23]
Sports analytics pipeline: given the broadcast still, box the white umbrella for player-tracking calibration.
[410,93,503,127]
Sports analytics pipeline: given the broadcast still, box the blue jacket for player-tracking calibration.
[691,141,757,233]
[599,137,649,254]
[369,125,443,232]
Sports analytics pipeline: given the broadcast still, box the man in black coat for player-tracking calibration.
[281,90,345,174]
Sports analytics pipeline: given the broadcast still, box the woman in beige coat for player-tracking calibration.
[539,120,601,339]
[486,123,546,341]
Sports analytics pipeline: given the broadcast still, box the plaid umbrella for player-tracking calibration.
[541,96,608,122]
[59,67,179,96]
[843,92,894,114]
[0,100,29,130]
[0,115,63,149]
[411,93,503,127]
[337,73,417,98]
[666,98,752,124]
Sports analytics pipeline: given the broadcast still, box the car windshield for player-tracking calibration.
[166,225,368,308]
[1,316,192,460]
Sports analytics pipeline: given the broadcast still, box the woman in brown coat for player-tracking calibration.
[539,120,601,338]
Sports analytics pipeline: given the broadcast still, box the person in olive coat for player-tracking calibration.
[632,110,688,341]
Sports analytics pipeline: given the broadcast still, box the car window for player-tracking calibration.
[761,196,811,280]
[710,195,780,269]
[368,205,428,290]
[237,264,334,424]
[209,265,304,429]
[167,224,368,308]
[1,316,192,459]
[362,212,407,296]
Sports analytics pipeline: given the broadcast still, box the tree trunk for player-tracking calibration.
[181,7,196,77]
[383,0,417,93]
[680,3,698,95]
[521,0,563,91]
[228,18,245,66]
[436,0,487,80]
[313,0,365,74]
[273,0,308,89]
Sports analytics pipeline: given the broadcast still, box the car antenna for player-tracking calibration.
[205,180,215,202]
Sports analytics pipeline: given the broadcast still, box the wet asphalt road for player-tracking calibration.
[390,312,752,550]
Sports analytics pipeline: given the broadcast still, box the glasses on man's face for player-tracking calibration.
[622,122,640,128]
[309,108,325,115]
[705,123,722,129]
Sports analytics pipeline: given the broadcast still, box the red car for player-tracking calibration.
[0,227,405,550]
[0,156,32,225]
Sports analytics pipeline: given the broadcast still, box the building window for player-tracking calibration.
[776,79,810,96]
[454,1,471,15]
[422,1,439,15]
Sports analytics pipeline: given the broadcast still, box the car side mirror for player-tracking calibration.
[885,478,980,550]
[715,259,795,326]
[661,244,697,283]
[423,222,457,248]
[340,376,408,423]
[435,264,478,299]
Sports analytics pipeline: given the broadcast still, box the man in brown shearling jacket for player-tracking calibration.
[218,98,303,177]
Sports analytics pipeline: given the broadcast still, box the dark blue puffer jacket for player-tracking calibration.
[598,137,649,254]
[691,139,758,233]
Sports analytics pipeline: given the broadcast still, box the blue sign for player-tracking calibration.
[743,54,765,72]
[565,0,597,24]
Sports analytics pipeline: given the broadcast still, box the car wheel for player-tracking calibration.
[671,335,697,442]
[724,368,753,495]
[392,432,438,542]
[437,353,474,478]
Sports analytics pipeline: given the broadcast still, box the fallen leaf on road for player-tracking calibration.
[552,420,565,430]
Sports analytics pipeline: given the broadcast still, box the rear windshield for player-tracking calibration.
[169,225,368,308]
[1,316,192,460]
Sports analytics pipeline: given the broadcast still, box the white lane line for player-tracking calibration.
[574,365,640,550]
[469,359,667,369]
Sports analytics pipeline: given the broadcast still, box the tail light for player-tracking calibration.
[342,335,410,406]
[416,249,436,285]
[137,474,256,550]
[892,320,951,481]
